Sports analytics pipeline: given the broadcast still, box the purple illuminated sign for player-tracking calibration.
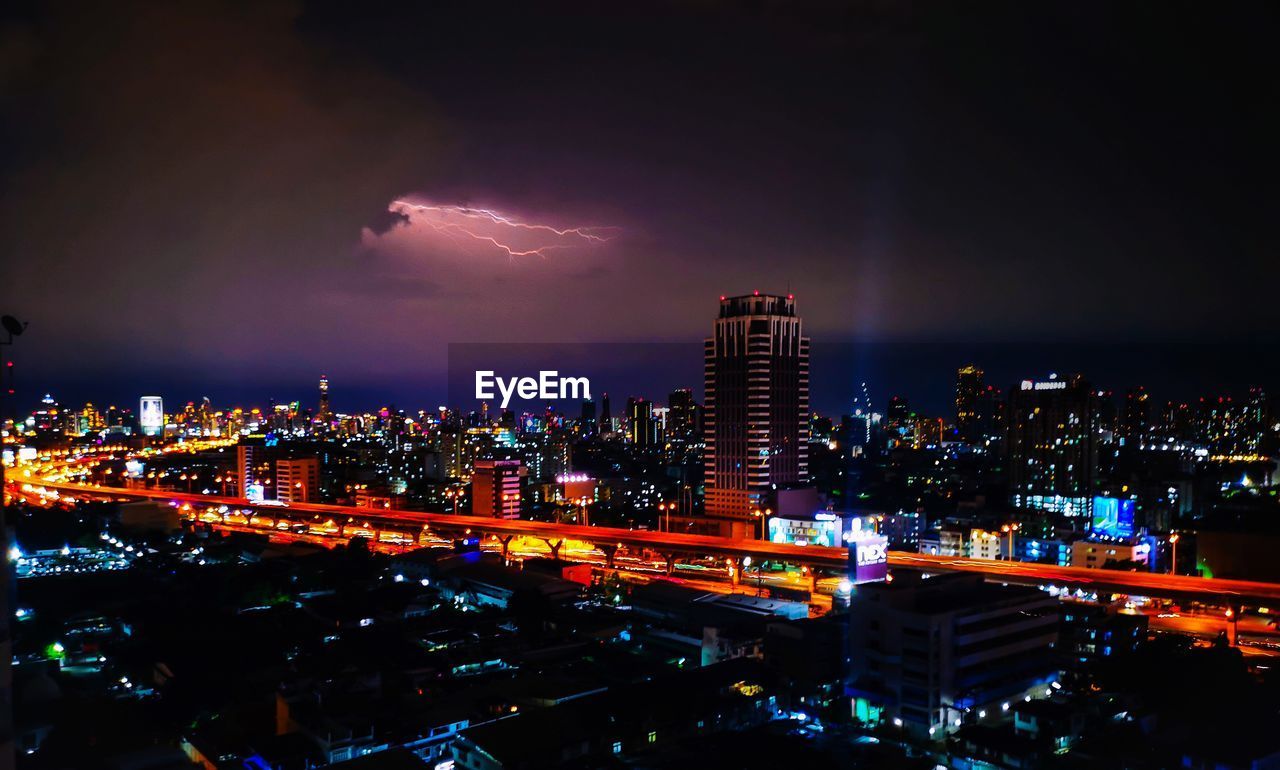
[850,534,888,584]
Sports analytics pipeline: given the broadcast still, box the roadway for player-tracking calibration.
[21,478,1280,605]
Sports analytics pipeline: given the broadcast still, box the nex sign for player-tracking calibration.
[850,534,889,584]
[856,539,887,566]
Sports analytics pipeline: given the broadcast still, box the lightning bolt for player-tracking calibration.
[389,200,617,260]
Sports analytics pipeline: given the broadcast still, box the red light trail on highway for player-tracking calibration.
[22,478,1280,605]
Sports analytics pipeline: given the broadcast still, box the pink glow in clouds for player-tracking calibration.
[363,199,619,261]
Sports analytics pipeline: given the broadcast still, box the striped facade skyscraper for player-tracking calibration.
[703,293,809,534]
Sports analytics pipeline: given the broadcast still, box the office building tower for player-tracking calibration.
[317,375,332,428]
[580,398,596,434]
[667,388,699,442]
[704,293,809,526]
[600,393,612,434]
[884,395,912,448]
[974,385,1004,444]
[1007,374,1099,518]
[1120,387,1150,446]
[847,573,1059,740]
[627,397,657,448]
[276,457,320,504]
[955,365,984,441]
[472,459,523,519]
[235,444,258,497]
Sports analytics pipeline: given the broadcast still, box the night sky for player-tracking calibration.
[1,1,1276,415]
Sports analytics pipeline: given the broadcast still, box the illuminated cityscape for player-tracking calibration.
[2,3,1279,769]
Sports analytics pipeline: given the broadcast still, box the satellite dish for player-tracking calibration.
[1,316,25,336]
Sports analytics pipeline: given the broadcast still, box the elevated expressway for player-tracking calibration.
[22,479,1280,606]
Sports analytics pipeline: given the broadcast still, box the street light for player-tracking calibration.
[1001,522,1021,560]
[657,502,673,532]
[1169,533,1180,575]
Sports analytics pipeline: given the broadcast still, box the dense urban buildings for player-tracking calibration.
[7,301,1280,770]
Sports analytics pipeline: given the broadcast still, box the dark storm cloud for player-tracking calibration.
[1,0,1278,411]
[364,208,411,237]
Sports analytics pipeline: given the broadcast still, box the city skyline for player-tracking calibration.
[10,333,1280,421]
[5,4,1280,768]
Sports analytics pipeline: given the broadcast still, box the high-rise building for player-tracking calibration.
[1007,374,1099,519]
[667,388,699,442]
[472,459,523,518]
[600,393,612,434]
[316,375,332,428]
[276,457,320,504]
[235,444,259,498]
[1120,386,1150,446]
[884,395,912,448]
[627,397,657,448]
[955,365,984,441]
[704,293,809,527]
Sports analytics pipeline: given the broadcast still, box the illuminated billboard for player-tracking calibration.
[767,515,842,547]
[850,533,889,584]
[139,396,164,436]
[1091,496,1134,538]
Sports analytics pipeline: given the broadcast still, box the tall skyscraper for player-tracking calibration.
[955,365,984,442]
[1007,373,1099,519]
[1120,386,1150,446]
[704,293,809,528]
[627,396,657,447]
[667,388,699,442]
[600,392,612,434]
[317,375,332,427]
[472,459,523,519]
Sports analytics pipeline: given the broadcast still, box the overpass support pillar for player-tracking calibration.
[663,554,676,575]
[1227,603,1241,646]
[544,539,563,560]
[598,544,617,568]
[499,535,515,562]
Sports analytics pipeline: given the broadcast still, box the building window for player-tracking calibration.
[612,741,622,754]
[648,731,657,744]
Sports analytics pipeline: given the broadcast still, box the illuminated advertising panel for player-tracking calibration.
[1092,496,1134,538]
[139,396,164,436]
[767,515,841,547]
[850,533,889,584]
